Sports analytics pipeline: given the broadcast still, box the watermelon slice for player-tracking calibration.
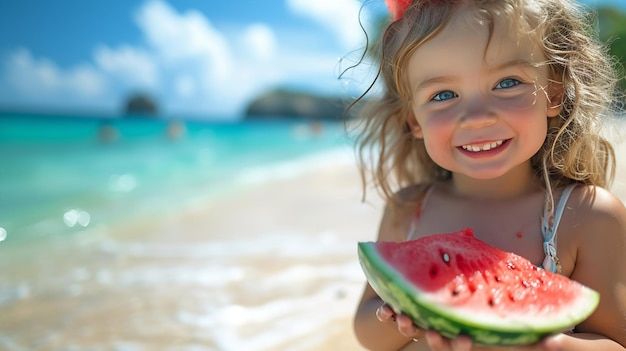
[358,228,600,346]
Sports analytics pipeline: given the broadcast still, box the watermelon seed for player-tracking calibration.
[429,265,438,278]
[488,297,495,307]
[442,253,450,263]
[521,280,530,288]
[508,292,516,302]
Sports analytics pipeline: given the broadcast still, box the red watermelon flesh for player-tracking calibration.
[358,228,600,345]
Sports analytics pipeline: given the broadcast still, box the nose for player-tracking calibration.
[458,94,497,129]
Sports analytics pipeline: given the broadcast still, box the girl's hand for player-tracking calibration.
[376,302,568,351]
[424,331,472,351]
[375,303,423,340]
[424,330,565,351]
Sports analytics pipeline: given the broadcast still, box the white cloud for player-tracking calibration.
[134,0,232,82]
[131,0,288,115]
[240,24,277,61]
[174,75,196,98]
[131,0,245,116]
[286,0,365,49]
[94,44,158,88]
[5,48,106,98]
[0,0,361,118]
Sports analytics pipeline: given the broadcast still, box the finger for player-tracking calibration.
[425,330,447,350]
[375,305,385,321]
[396,314,419,337]
[450,335,472,351]
[542,333,565,350]
[375,304,395,322]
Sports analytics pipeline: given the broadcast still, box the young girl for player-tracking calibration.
[351,0,626,350]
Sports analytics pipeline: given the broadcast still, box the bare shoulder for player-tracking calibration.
[567,185,626,241]
[376,183,430,243]
[565,185,626,266]
[566,185,626,345]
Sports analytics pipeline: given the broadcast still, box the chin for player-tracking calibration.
[453,168,512,181]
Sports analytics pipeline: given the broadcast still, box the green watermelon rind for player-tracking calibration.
[358,242,600,346]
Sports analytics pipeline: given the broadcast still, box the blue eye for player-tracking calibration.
[432,91,457,101]
[495,78,520,89]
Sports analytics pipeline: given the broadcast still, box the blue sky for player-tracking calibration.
[0,0,621,120]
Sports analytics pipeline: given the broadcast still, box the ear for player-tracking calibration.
[546,81,564,118]
[406,112,423,139]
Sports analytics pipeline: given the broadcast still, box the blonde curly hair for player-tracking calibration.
[351,0,620,212]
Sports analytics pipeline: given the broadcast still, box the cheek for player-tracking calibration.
[492,87,542,113]
[417,111,458,164]
[417,109,458,133]
[505,106,549,151]
[499,94,549,128]
[526,120,549,147]
[493,90,550,141]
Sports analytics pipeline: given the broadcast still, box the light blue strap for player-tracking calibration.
[406,185,434,241]
[541,184,576,273]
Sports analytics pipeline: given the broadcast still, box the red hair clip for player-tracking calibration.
[385,0,412,20]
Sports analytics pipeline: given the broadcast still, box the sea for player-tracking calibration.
[0,113,355,244]
[0,112,367,351]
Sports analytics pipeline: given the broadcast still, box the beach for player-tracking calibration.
[0,146,378,351]
[0,117,379,351]
[0,116,624,351]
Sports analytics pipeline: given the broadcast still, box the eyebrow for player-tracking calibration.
[412,76,456,95]
[412,58,539,93]
[488,58,538,73]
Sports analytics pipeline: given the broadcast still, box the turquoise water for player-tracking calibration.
[0,113,352,245]
[0,112,366,350]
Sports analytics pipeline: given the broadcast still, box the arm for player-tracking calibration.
[354,187,426,350]
[563,186,626,349]
[354,284,422,350]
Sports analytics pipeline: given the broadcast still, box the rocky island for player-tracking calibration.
[244,89,363,121]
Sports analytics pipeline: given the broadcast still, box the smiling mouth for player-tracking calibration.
[460,140,506,152]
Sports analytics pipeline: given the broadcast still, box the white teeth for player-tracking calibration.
[461,140,504,152]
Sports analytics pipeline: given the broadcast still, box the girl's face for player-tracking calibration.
[407,6,562,181]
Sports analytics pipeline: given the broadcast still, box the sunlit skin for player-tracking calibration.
[353,4,626,351]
